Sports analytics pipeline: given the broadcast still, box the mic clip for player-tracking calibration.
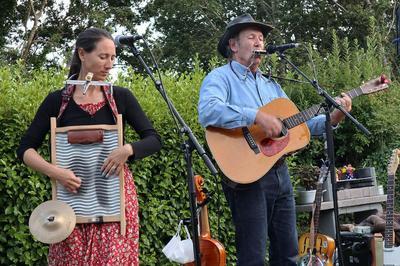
[82,72,93,95]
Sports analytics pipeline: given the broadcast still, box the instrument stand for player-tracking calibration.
[125,42,218,266]
[276,51,371,266]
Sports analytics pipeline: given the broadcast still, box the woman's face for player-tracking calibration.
[78,38,116,81]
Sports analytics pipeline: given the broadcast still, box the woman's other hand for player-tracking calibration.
[101,144,134,177]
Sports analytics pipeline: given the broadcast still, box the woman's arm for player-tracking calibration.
[118,87,162,160]
[23,148,81,193]
[101,87,162,176]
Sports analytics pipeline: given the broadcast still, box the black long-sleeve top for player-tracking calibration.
[17,86,162,162]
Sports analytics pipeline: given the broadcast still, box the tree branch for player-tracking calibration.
[21,0,48,62]
[330,0,348,12]
[385,1,398,41]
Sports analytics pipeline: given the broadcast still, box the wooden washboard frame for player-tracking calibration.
[50,114,126,235]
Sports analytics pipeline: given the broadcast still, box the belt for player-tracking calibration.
[222,157,286,189]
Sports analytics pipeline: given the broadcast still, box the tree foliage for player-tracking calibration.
[1,0,141,67]
[1,1,397,73]
[138,0,396,71]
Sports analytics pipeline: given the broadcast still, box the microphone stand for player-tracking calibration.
[127,43,218,266]
[275,51,371,266]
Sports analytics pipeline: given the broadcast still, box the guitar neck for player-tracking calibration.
[345,87,364,99]
[384,174,395,248]
[313,182,324,237]
[283,87,362,129]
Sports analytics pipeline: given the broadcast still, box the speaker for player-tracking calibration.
[340,232,373,266]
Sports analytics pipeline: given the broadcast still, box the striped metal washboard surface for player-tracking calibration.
[55,130,120,217]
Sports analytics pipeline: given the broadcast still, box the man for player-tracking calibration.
[198,14,351,265]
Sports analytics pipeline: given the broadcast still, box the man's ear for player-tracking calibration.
[229,38,238,53]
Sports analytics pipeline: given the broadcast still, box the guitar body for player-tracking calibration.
[186,238,226,266]
[298,165,334,265]
[206,98,310,184]
[298,233,335,266]
[383,243,400,266]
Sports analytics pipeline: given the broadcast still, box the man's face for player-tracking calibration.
[229,27,265,71]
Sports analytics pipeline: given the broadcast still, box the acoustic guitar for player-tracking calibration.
[383,149,400,266]
[206,75,390,184]
[185,175,226,266]
[298,164,335,265]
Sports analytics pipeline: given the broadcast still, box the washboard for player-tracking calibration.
[50,114,126,235]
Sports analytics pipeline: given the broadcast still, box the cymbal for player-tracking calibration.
[29,200,76,244]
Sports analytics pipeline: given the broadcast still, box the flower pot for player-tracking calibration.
[377,185,384,195]
[296,189,317,205]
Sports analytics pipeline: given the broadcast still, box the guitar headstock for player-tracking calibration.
[194,175,207,203]
[318,163,329,184]
[359,74,390,95]
[387,149,400,176]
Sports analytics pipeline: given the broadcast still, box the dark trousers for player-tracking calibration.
[222,163,298,266]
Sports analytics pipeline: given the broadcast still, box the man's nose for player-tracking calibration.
[254,39,262,47]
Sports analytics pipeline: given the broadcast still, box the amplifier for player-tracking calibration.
[340,232,376,266]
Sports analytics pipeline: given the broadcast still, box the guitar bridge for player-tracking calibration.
[242,127,260,154]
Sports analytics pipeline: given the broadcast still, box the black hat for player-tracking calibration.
[217,14,274,58]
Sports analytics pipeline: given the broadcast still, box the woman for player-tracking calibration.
[17,28,161,265]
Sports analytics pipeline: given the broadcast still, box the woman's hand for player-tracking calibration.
[22,148,81,194]
[52,167,82,194]
[101,144,134,177]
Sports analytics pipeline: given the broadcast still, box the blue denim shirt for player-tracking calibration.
[198,60,327,136]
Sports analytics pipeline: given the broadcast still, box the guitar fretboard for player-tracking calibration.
[313,182,324,237]
[283,87,362,129]
[384,174,395,248]
[346,87,363,99]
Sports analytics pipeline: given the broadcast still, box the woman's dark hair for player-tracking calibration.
[68,28,113,78]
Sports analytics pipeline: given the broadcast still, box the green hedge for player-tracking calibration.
[0,62,237,265]
[1,29,400,265]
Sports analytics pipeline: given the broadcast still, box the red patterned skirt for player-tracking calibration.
[48,166,139,265]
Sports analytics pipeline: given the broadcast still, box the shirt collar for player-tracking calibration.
[230,60,263,80]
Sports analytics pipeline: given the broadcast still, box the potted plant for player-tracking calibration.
[292,164,320,205]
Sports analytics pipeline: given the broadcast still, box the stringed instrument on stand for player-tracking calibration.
[185,175,226,266]
[298,164,335,266]
[383,149,400,266]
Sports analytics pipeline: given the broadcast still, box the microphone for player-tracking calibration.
[114,35,142,47]
[253,43,301,55]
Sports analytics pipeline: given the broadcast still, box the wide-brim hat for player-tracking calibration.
[217,13,274,58]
